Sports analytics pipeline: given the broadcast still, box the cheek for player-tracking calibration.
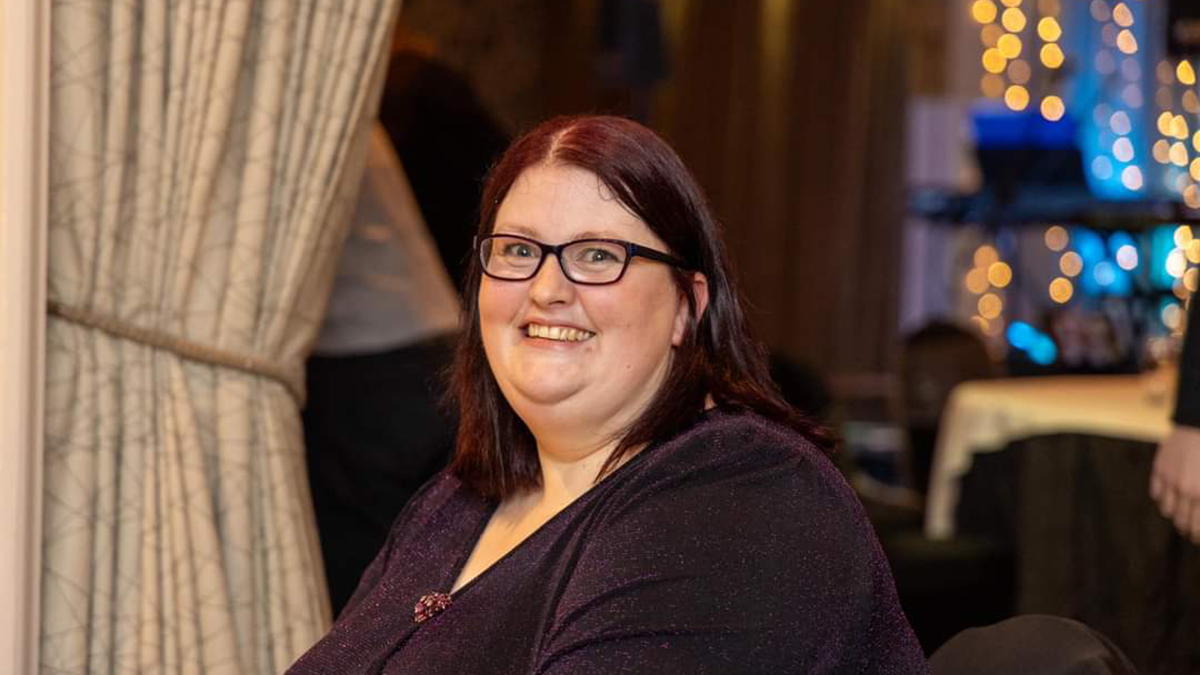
[478,279,520,326]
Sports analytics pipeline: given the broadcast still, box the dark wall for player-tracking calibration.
[398,0,910,382]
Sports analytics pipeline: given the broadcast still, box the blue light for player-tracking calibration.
[1073,228,1106,264]
[1007,322,1037,350]
[1107,231,1135,257]
[1150,226,1180,290]
[1094,261,1116,286]
[1107,267,1132,296]
[1029,335,1058,366]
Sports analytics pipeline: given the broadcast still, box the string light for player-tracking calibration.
[1044,225,1069,251]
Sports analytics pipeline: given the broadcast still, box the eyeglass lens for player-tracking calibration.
[481,236,629,283]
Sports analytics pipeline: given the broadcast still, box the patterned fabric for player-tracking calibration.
[42,1,400,672]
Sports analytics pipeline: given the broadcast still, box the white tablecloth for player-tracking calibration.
[924,375,1173,539]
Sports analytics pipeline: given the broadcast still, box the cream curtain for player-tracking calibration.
[42,1,401,673]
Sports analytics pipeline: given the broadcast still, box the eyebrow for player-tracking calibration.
[492,224,627,240]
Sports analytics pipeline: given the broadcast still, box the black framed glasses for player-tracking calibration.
[476,233,688,285]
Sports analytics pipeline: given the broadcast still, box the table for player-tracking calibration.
[921,374,1200,674]
[925,375,1172,540]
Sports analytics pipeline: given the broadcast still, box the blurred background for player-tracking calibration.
[364,1,1200,669]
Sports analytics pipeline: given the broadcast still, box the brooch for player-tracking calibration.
[414,592,453,624]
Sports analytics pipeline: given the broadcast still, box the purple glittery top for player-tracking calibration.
[287,410,930,674]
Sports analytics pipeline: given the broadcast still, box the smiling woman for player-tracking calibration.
[287,116,929,674]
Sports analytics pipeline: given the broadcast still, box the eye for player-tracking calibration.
[579,247,620,263]
[501,242,538,258]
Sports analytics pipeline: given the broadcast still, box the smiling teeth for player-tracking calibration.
[526,324,594,341]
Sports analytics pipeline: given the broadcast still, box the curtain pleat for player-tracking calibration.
[42,1,402,672]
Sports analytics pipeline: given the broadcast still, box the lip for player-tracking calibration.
[518,319,596,348]
[519,317,594,333]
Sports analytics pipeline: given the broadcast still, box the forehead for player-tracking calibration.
[494,164,656,243]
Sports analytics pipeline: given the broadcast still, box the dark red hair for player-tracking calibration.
[449,115,831,498]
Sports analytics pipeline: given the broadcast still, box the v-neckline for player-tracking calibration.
[439,427,681,601]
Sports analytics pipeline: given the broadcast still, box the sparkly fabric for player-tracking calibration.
[286,410,929,674]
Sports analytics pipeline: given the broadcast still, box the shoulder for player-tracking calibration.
[583,409,878,578]
[544,411,923,671]
[628,409,858,522]
[384,470,482,542]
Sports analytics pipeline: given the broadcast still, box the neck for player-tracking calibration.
[527,429,619,508]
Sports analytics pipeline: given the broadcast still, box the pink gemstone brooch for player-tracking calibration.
[414,592,453,624]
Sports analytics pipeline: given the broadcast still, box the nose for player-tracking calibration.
[528,252,576,306]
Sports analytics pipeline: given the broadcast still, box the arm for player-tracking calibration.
[1151,298,1200,542]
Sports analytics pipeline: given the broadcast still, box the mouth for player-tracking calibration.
[523,322,596,342]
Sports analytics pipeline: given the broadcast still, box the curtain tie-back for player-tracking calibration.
[47,299,306,406]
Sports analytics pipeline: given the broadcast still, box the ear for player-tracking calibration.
[672,272,710,346]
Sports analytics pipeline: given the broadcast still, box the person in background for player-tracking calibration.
[288,115,927,674]
[303,124,461,615]
[378,27,510,290]
[1150,296,1200,543]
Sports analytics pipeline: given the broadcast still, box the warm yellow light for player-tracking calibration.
[1164,302,1185,329]
[1175,114,1191,140]
[1112,137,1135,162]
[1044,225,1069,251]
[1187,268,1200,293]
[1174,281,1190,301]
[1060,251,1083,277]
[1171,141,1190,166]
[1191,158,1200,182]
[1116,244,1139,270]
[981,73,1005,98]
[1154,139,1172,164]
[1049,277,1074,304]
[972,0,999,24]
[1001,7,1026,32]
[1110,111,1131,135]
[1178,60,1197,86]
[978,293,1004,320]
[1008,59,1031,84]
[974,245,1000,268]
[982,48,1008,73]
[1187,185,1200,209]
[1188,239,1200,264]
[1116,29,1138,55]
[1186,90,1200,114]
[999,0,1022,7]
[1112,2,1134,28]
[1166,249,1188,277]
[1040,95,1065,121]
[970,316,991,336]
[1121,165,1144,190]
[1159,111,1176,136]
[965,268,990,294]
[1005,84,1030,111]
[1037,17,1061,42]
[1175,225,1193,247]
[987,262,1013,288]
[997,33,1022,59]
[982,23,1004,47]
[1040,43,1064,69]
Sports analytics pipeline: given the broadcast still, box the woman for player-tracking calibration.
[288,116,928,674]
